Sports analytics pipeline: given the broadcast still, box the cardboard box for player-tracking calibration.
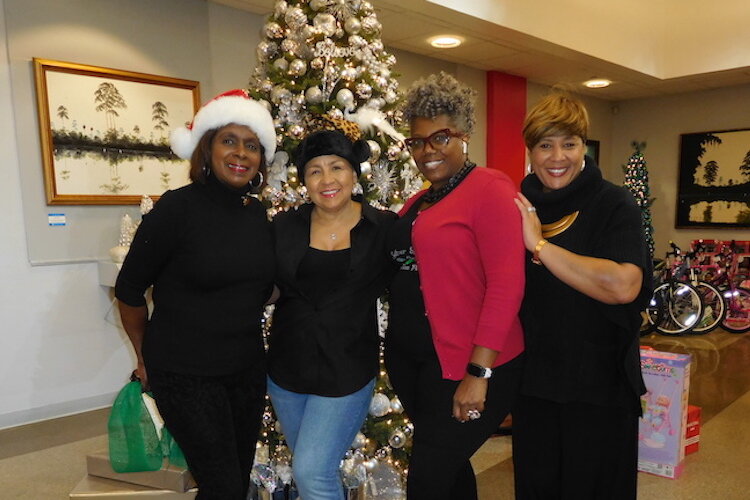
[638,349,691,479]
[70,475,197,499]
[685,405,701,455]
[87,451,195,492]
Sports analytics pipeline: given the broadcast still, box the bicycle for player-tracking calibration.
[706,241,750,333]
[645,244,703,336]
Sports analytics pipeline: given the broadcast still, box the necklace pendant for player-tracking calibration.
[329,233,337,240]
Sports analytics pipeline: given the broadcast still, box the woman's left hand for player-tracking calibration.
[514,192,543,252]
[452,376,488,423]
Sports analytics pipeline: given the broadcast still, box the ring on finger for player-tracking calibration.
[527,206,536,213]
[467,409,481,420]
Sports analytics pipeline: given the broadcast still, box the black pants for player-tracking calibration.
[385,347,523,500]
[512,394,639,500]
[148,365,266,500]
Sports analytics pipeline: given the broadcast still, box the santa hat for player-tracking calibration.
[170,89,276,163]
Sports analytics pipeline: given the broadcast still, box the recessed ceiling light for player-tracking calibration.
[428,35,463,49]
[583,78,612,89]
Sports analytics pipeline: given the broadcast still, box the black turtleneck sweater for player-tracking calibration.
[520,157,651,412]
[115,176,275,376]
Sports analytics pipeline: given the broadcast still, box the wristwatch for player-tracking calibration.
[466,363,493,379]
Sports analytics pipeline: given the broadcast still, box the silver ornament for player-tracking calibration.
[281,38,299,54]
[260,79,274,92]
[403,422,414,438]
[336,88,355,108]
[361,16,381,35]
[388,429,406,448]
[335,28,345,39]
[273,58,289,71]
[344,17,362,34]
[360,161,372,176]
[301,25,315,40]
[274,0,288,18]
[310,0,328,11]
[384,90,398,104]
[372,40,384,53]
[355,82,372,99]
[387,144,401,161]
[264,21,284,39]
[369,392,391,417]
[361,1,374,14]
[390,397,404,414]
[256,40,278,61]
[367,140,381,162]
[289,59,307,76]
[364,458,378,471]
[313,13,337,37]
[341,67,357,81]
[289,124,305,139]
[271,86,292,103]
[285,7,307,30]
[351,431,366,449]
[305,86,324,104]
[328,107,344,119]
[348,35,367,48]
[311,57,325,70]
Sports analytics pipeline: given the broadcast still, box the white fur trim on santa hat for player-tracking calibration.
[170,94,276,163]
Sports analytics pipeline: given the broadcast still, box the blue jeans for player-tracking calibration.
[267,377,375,500]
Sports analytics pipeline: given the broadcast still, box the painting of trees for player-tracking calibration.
[152,101,169,138]
[703,160,718,185]
[677,129,750,227]
[741,150,750,182]
[56,105,69,129]
[94,82,127,131]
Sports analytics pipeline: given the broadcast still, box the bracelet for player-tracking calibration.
[531,239,548,265]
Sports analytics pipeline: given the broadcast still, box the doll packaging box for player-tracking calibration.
[637,348,691,479]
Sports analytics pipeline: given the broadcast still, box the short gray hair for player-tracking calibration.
[402,71,476,135]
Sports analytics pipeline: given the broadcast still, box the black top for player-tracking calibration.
[297,247,351,298]
[385,201,435,359]
[519,158,651,412]
[268,200,396,397]
[115,176,275,376]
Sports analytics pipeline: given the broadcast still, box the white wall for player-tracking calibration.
[0,0,491,429]
[611,84,750,256]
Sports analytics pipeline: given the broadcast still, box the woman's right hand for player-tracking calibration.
[514,192,543,252]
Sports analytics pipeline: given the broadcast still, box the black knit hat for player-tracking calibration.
[294,130,370,180]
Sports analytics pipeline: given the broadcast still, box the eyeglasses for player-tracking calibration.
[404,128,464,152]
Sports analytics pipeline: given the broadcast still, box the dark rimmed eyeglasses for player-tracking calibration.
[404,128,464,152]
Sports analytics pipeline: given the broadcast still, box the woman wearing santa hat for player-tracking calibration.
[115,89,276,500]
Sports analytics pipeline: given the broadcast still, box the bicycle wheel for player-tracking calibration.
[648,282,703,335]
[640,309,658,336]
[721,287,750,333]
[690,281,726,334]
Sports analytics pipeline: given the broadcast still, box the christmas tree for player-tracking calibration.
[622,141,655,258]
[247,1,422,497]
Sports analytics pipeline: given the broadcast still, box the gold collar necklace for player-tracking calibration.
[541,211,580,238]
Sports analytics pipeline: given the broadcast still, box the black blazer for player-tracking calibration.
[268,200,396,396]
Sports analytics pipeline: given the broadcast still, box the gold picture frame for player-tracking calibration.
[33,58,200,205]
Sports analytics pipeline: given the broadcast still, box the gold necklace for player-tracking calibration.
[541,211,579,238]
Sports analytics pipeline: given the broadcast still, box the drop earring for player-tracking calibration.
[203,164,211,178]
[581,159,586,171]
[526,163,534,175]
[462,141,468,155]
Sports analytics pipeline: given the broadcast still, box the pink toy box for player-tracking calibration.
[638,348,691,479]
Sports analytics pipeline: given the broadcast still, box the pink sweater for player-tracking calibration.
[399,167,525,380]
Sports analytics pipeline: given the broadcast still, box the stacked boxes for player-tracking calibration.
[638,348,691,479]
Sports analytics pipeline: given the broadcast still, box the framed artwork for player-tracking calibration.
[585,139,600,165]
[33,58,200,205]
[676,128,750,228]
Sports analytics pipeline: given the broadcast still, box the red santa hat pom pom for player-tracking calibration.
[170,89,276,163]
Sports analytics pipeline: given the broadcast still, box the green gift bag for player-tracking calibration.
[108,380,163,473]
[160,425,188,469]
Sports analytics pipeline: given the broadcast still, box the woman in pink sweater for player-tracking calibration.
[384,72,525,500]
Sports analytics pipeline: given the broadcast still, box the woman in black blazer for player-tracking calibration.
[266,125,395,500]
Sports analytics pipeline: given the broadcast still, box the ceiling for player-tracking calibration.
[211,0,750,101]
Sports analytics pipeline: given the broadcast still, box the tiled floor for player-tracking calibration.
[2,331,749,499]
